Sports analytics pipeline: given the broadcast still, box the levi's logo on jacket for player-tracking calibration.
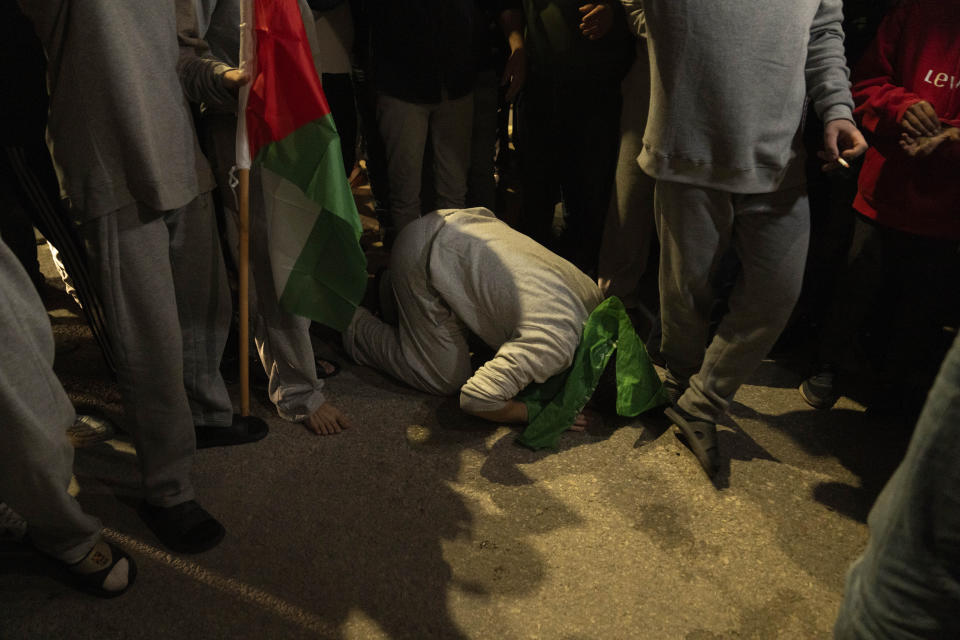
[922,69,960,90]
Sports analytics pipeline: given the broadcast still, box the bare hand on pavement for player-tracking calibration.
[569,408,602,432]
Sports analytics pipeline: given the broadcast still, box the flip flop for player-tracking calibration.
[65,539,137,598]
[664,406,719,478]
[316,357,341,379]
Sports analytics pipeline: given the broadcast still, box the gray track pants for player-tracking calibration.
[0,239,100,563]
[343,213,472,397]
[82,195,233,506]
[656,181,809,422]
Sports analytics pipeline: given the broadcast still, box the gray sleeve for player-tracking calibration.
[805,0,854,123]
[459,327,580,412]
[620,0,645,38]
[459,391,508,414]
[176,0,237,112]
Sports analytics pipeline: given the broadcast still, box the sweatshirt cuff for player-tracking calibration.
[821,104,855,125]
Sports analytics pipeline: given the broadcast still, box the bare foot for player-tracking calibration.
[900,127,960,157]
[303,401,353,435]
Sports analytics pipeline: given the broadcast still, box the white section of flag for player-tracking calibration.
[260,167,324,296]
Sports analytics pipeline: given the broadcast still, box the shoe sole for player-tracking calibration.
[798,382,838,411]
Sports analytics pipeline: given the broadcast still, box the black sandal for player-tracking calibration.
[665,406,719,478]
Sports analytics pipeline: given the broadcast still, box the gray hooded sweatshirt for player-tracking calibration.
[638,0,855,194]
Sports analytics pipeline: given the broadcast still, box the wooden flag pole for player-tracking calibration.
[238,167,251,417]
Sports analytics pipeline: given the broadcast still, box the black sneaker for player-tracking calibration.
[799,368,840,410]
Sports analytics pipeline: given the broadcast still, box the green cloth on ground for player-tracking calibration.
[517,296,667,450]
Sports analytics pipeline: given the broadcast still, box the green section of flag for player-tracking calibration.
[258,113,366,331]
[517,297,668,450]
[275,206,366,331]
[258,114,362,237]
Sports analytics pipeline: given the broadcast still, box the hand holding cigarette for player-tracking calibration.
[818,118,867,172]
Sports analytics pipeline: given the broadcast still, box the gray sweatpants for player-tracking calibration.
[82,195,233,506]
[0,239,101,563]
[656,181,809,422]
[202,113,326,423]
[343,213,472,397]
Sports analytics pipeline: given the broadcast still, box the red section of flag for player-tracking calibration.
[246,0,331,160]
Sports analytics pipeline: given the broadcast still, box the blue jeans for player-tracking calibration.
[834,333,960,639]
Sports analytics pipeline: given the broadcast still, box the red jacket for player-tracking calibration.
[852,0,960,240]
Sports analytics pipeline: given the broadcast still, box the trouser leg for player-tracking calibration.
[834,333,960,639]
[82,205,195,507]
[518,76,561,248]
[430,92,474,211]
[168,193,233,427]
[680,186,810,422]
[556,80,622,274]
[816,215,885,366]
[466,70,500,211]
[248,170,325,421]
[597,51,656,307]
[0,239,100,563]
[353,63,390,210]
[343,215,472,395]
[377,93,430,233]
[202,114,325,423]
[656,182,733,391]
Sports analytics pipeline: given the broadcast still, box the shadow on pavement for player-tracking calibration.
[733,404,912,522]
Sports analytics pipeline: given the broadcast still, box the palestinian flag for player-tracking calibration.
[236,0,366,331]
